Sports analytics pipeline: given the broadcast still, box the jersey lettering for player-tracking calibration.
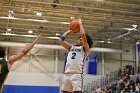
[71,52,76,59]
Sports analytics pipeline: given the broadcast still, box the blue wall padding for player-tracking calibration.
[3,85,60,93]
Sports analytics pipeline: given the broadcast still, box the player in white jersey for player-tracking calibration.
[58,19,93,93]
[65,45,86,74]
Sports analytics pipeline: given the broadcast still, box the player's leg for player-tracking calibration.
[61,74,73,93]
[72,74,84,93]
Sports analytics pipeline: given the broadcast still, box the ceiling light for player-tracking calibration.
[55,33,60,36]
[70,17,75,19]
[36,12,42,16]
[9,10,13,13]
[107,39,112,43]
[132,25,137,28]
[28,30,33,34]
[136,41,140,44]
[7,28,12,31]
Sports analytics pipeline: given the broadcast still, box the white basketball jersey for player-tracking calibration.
[65,45,87,74]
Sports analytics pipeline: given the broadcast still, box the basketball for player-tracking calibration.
[69,19,80,33]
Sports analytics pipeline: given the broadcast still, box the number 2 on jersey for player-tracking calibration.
[71,52,76,59]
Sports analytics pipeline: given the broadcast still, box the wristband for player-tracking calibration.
[60,35,65,41]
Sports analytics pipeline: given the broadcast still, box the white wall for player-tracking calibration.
[7,43,136,76]
[9,47,58,73]
[5,72,104,87]
[97,43,135,75]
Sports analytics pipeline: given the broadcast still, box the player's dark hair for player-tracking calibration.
[0,46,5,58]
[86,34,93,48]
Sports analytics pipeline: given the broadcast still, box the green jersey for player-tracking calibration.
[0,58,9,89]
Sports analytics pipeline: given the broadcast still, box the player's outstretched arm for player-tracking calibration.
[58,30,72,51]
[78,19,89,52]
[8,34,41,70]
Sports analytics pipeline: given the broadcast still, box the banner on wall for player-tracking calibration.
[136,44,140,73]
[137,44,140,52]
[88,54,98,75]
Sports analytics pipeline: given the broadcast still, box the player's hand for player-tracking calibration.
[77,18,82,25]
[69,30,77,34]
